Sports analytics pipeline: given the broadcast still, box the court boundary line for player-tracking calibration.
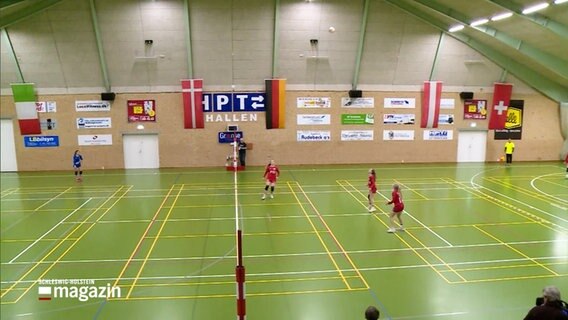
[486,176,568,207]
[33,187,72,211]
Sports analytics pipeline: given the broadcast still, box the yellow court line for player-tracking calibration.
[111,287,367,301]
[394,179,430,200]
[444,179,566,234]
[287,182,352,290]
[112,184,181,290]
[538,178,568,189]
[452,273,567,284]
[126,184,185,299]
[168,202,303,208]
[0,186,125,300]
[403,221,536,231]
[440,261,567,273]
[9,186,133,303]
[33,187,73,211]
[338,180,455,284]
[473,226,559,276]
[1,238,80,243]
[144,230,322,240]
[295,181,370,289]
[0,188,17,198]
[486,177,568,205]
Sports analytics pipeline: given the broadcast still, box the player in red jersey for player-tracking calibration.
[386,184,404,233]
[367,169,377,212]
[262,160,280,200]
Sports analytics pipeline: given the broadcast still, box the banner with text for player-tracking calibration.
[494,100,524,140]
[341,130,374,141]
[203,92,265,112]
[75,101,111,112]
[24,136,59,147]
[341,114,374,125]
[297,130,331,142]
[439,114,454,125]
[423,130,453,141]
[78,134,113,146]
[127,100,156,122]
[77,117,112,129]
[440,99,455,110]
[297,97,331,108]
[384,98,416,109]
[341,97,374,108]
[464,100,488,120]
[383,130,415,141]
[36,101,57,113]
[297,114,331,125]
[383,114,415,125]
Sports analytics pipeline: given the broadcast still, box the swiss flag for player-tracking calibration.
[181,79,204,129]
[488,83,513,130]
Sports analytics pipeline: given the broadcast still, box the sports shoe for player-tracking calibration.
[369,207,376,212]
[261,194,266,200]
[270,194,274,199]
[396,226,405,232]
[387,228,396,233]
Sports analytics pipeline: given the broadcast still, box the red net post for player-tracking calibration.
[236,230,246,319]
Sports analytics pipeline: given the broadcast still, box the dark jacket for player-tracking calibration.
[524,302,568,320]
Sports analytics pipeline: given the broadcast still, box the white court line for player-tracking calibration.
[2,254,566,285]
[469,171,568,226]
[530,173,568,207]
[33,187,73,211]
[7,198,93,264]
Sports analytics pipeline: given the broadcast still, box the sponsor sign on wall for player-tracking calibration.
[75,101,111,112]
[383,114,415,125]
[463,100,488,120]
[495,100,524,140]
[36,101,57,113]
[423,130,453,141]
[297,130,331,142]
[297,97,331,108]
[440,99,455,110]
[127,100,156,122]
[297,114,331,125]
[40,119,56,130]
[341,130,374,141]
[218,131,243,143]
[341,114,374,125]
[78,134,113,146]
[24,136,59,147]
[439,114,455,125]
[203,93,265,112]
[384,98,416,109]
[76,117,112,129]
[341,97,374,108]
[383,130,415,141]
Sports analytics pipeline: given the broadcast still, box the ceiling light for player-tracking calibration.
[470,18,489,27]
[522,2,549,14]
[449,25,465,32]
[491,12,513,21]
[554,0,568,4]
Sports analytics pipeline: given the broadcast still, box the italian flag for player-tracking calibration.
[11,83,41,135]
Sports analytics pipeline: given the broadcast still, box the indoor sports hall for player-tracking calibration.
[0,1,567,320]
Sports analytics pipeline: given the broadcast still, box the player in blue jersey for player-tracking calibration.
[73,150,83,181]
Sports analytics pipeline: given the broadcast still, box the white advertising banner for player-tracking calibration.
[383,130,415,141]
[297,130,331,142]
[76,117,112,129]
[383,114,415,125]
[341,97,374,108]
[423,130,453,141]
[439,114,455,125]
[75,100,111,112]
[36,101,57,113]
[341,130,374,141]
[78,134,113,146]
[297,97,331,108]
[440,98,455,109]
[297,114,331,125]
[384,98,416,109]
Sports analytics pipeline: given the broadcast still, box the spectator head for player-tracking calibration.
[365,306,380,320]
[543,286,562,303]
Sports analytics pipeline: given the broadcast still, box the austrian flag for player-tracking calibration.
[181,79,204,129]
[11,83,41,135]
[421,81,442,128]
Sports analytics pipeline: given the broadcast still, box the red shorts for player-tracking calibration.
[393,204,404,213]
[369,187,377,194]
[266,177,277,184]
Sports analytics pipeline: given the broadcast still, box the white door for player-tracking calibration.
[123,134,159,169]
[457,131,487,162]
[1,119,18,171]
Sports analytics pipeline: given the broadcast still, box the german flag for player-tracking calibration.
[265,79,286,129]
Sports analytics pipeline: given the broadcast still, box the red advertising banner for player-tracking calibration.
[463,99,487,120]
[127,100,156,122]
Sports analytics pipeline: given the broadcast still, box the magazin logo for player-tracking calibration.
[37,279,121,302]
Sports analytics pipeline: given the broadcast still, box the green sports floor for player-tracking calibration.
[1,163,567,320]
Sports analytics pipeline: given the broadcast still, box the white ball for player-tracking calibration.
[328,26,336,33]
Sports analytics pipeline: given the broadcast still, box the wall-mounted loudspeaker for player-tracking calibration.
[459,92,473,100]
[101,92,116,101]
[349,90,362,98]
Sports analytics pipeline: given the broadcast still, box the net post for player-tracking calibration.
[235,229,246,319]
